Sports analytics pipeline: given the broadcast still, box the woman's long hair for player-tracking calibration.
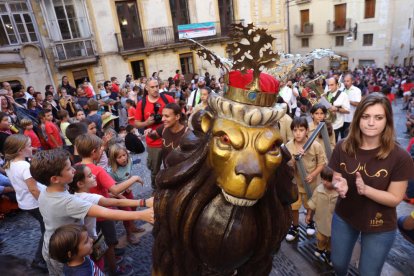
[3,134,29,169]
[342,92,395,159]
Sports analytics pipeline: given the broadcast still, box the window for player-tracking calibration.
[335,36,344,46]
[43,0,90,41]
[179,53,194,77]
[301,38,309,47]
[131,60,146,80]
[0,1,38,46]
[170,0,189,40]
[359,59,375,67]
[364,0,375,18]
[363,34,373,46]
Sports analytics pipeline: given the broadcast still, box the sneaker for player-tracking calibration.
[285,225,299,241]
[306,221,316,236]
[114,263,134,276]
[322,251,332,266]
[314,248,324,257]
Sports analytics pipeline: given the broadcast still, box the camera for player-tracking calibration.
[152,103,162,124]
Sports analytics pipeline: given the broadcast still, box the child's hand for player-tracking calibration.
[138,207,155,224]
[305,173,314,183]
[305,213,311,224]
[145,197,154,207]
[297,147,305,156]
[132,175,143,185]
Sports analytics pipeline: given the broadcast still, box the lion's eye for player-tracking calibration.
[220,135,231,145]
[216,134,232,150]
[267,140,282,155]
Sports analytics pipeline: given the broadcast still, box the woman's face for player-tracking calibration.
[0,97,7,109]
[162,108,180,129]
[359,103,387,140]
[62,76,68,84]
[311,108,325,124]
[28,87,35,94]
[87,122,97,135]
[0,116,10,130]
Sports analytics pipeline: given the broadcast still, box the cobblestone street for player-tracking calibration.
[0,98,413,275]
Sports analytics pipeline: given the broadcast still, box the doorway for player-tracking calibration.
[334,4,347,30]
[116,1,144,50]
[131,60,146,80]
[72,69,89,88]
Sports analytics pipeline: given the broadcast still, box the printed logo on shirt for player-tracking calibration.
[340,162,388,178]
[369,212,384,227]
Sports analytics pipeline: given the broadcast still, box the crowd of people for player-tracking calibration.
[0,64,413,276]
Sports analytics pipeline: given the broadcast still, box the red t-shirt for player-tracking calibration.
[402,82,414,92]
[135,95,174,147]
[84,86,94,98]
[127,106,136,126]
[87,163,115,199]
[24,129,41,149]
[386,93,395,103]
[45,121,63,148]
[112,83,120,93]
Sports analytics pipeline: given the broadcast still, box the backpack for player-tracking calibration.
[140,94,170,122]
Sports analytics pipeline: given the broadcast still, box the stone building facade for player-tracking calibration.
[0,0,287,92]
[288,0,414,71]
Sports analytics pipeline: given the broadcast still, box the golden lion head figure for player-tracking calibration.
[201,93,287,206]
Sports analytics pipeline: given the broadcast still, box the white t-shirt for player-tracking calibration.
[279,86,293,108]
[329,90,350,130]
[344,85,361,123]
[75,192,103,239]
[39,190,92,256]
[5,160,46,210]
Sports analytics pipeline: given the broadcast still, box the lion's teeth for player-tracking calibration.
[222,189,258,207]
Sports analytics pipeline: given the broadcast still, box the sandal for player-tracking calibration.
[127,234,140,245]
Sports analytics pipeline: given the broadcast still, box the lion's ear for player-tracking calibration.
[200,111,214,133]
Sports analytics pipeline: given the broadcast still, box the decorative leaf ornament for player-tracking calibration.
[183,23,340,87]
[227,23,279,90]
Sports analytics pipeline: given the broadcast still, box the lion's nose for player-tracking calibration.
[235,162,262,184]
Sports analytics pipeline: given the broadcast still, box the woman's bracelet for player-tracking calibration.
[139,199,146,208]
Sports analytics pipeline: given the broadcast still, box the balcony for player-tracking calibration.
[52,38,98,69]
[296,0,311,4]
[327,18,351,34]
[294,23,314,37]
[115,20,244,56]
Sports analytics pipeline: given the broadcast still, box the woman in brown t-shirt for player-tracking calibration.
[328,93,414,276]
[145,103,187,167]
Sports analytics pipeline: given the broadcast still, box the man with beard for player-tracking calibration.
[135,79,174,189]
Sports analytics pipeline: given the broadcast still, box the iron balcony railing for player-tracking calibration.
[327,18,351,34]
[53,38,96,61]
[294,23,314,36]
[296,0,311,4]
[116,20,244,53]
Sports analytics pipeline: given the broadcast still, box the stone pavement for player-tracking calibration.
[0,98,413,275]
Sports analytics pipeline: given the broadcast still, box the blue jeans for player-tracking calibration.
[331,213,396,276]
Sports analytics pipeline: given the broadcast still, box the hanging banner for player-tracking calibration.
[178,22,216,39]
